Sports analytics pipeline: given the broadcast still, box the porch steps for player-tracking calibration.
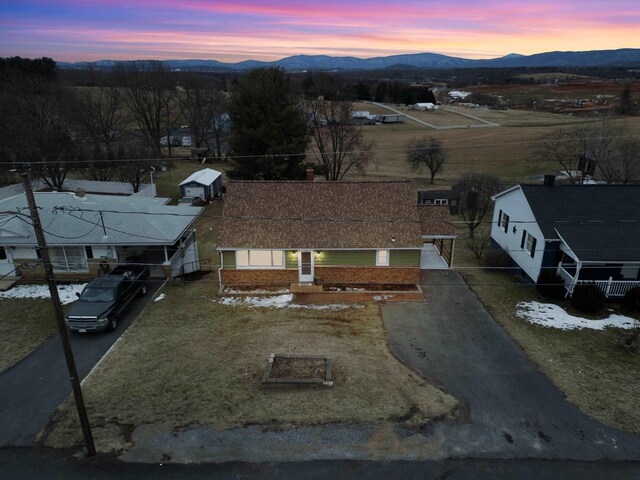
[290,282,323,293]
[0,277,19,292]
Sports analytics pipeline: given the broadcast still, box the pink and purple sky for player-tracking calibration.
[1,0,639,63]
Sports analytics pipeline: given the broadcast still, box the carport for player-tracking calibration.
[417,204,456,269]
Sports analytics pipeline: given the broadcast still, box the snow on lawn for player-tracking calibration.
[516,301,638,331]
[0,283,87,305]
[154,293,166,302]
[218,294,359,310]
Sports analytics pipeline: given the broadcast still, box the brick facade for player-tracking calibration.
[220,266,420,286]
[221,268,298,286]
[315,266,419,284]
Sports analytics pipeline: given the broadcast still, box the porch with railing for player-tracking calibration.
[556,263,640,298]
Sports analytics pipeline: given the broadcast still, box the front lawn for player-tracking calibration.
[0,299,57,372]
[43,284,457,453]
[455,240,640,435]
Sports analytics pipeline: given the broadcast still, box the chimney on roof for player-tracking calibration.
[74,188,86,197]
[306,167,315,182]
[543,174,556,187]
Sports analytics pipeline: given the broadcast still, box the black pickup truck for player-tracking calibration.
[65,265,150,333]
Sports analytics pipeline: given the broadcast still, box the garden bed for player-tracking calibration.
[323,283,419,292]
[262,353,333,388]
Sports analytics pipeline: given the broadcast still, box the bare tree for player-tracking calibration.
[308,98,373,181]
[115,142,155,193]
[177,75,229,159]
[455,172,503,239]
[116,61,174,157]
[12,81,77,190]
[406,136,446,184]
[535,126,592,184]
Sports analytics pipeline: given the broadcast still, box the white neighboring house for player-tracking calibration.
[491,180,640,298]
[413,102,438,111]
[0,192,203,280]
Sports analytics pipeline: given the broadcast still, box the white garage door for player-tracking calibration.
[185,187,204,199]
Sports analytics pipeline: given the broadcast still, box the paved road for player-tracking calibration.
[382,270,640,460]
[0,279,161,447]
[2,448,640,480]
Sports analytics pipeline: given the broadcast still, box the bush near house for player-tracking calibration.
[570,284,606,313]
[623,287,640,313]
[536,270,567,300]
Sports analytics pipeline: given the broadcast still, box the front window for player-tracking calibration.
[521,232,537,258]
[498,210,510,233]
[434,199,448,205]
[236,250,284,268]
[376,250,389,266]
[49,246,88,272]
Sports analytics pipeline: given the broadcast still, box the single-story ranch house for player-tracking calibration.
[0,191,203,280]
[491,182,640,297]
[217,181,456,287]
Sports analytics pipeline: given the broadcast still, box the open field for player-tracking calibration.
[350,110,640,185]
[43,284,457,453]
[468,80,640,106]
[0,299,60,372]
[453,224,640,436]
[403,108,489,127]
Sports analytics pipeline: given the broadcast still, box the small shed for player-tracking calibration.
[179,168,223,200]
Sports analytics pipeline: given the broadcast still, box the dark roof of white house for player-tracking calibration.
[519,184,640,262]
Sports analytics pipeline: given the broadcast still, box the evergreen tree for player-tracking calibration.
[228,68,310,179]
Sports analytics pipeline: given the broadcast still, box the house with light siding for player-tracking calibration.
[217,181,455,287]
[491,182,640,297]
[0,192,203,281]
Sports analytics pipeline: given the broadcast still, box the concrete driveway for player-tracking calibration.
[0,279,161,447]
[382,270,640,460]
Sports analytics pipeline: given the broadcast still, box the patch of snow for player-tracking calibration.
[345,287,367,292]
[218,294,358,310]
[516,301,638,331]
[0,283,87,305]
[154,293,166,302]
[373,294,394,301]
[448,90,471,99]
[224,288,290,294]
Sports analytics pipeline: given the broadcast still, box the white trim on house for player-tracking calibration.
[297,250,315,282]
[217,247,423,251]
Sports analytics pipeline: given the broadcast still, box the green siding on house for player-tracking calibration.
[316,250,376,266]
[390,250,421,266]
[285,251,298,268]
[222,251,236,268]
[221,249,420,269]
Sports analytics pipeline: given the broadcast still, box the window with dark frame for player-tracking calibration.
[499,210,510,233]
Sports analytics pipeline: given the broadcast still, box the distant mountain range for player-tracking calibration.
[57,48,640,72]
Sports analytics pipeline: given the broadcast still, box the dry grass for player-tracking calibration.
[43,283,457,452]
[351,112,640,185]
[0,299,59,372]
[454,224,640,435]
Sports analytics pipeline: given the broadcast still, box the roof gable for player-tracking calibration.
[179,168,222,187]
[218,181,423,249]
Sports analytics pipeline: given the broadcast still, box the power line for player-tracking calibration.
[1,133,638,166]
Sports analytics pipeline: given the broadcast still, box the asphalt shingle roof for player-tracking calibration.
[218,181,428,249]
[417,205,456,236]
[519,184,640,262]
[0,192,202,246]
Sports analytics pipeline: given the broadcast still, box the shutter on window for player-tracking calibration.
[520,230,526,249]
[531,238,537,258]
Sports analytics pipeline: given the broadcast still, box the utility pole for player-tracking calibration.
[20,169,96,457]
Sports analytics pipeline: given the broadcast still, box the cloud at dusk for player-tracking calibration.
[0,0,638,62]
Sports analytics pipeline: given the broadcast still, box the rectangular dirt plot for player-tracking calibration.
[262,353,333,388]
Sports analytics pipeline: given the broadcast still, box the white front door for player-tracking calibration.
[298,250,314,283]
[0,247,16,277]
